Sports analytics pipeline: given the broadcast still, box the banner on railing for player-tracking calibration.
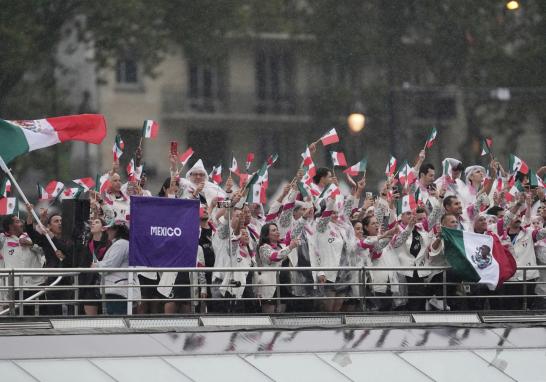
[129,196,199,267]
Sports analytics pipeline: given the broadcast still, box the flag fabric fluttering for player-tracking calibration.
[398,162,416,188]
[320,128,339,146]
[385,156,397,178]
[95,173,111,194]
[246,164,268,204]
[398,194,417,215]
[330,151,347,167]
[441,227,516,290]
[0,177,11,197]
[0,114,107,164]
[480,138,493,156]
[72,177,95,191]
[45,181,65,200]
[245,152,255,172]
[142,120,159,139]
[0,197,17,215]
[179,147,194,167]
[209,165,223,185]
[425,127,438,149]
[343,159,367,176]
[509,154,529,175]
[229,156,239,175]
[112,134,124,161]
[60,187,83,200]
[505,180,524,202]
[266,153,279,168]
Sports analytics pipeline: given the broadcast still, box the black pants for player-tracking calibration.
[502,281,537,310]
[405,273,427,311]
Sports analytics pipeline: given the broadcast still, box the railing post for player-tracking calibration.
[18,276,24,317]
[275,270,281,313]
[359,267,366,312]
[127,271,133,316]
[73,274,79,317]
[523,269,528,311]
[7,270,15,317]
[190,270,196,314]
[442,269,448,312]
[100,272,107,316]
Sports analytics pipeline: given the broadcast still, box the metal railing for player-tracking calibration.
[0,265,545,316]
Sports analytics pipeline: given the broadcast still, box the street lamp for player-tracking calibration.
[347,113,366,133]
[505,1,519,10]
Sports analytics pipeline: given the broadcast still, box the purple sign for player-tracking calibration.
[129,196,199,267]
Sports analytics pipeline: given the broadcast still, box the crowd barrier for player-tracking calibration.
[0,265,544,316]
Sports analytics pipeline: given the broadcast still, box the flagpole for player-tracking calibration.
[0,156,58,252]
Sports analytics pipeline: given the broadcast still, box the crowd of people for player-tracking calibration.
[1,139,546,316]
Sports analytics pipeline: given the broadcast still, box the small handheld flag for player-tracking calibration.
[330,151,347,167]
[113,134,124,161]
[142,120,159,139]
[179,147,194,167]
[320,128,340,146]
[424,127,437,149]
[245,153,254,172]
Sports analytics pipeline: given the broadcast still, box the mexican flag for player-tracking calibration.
[209,165,222,185]
[142,120,159,139]
[266,153,279,168]
[112,134,124,161]
[330,151,347,167]
[60,187,82,200]
[245,152,254,171]
[398,194,417,215]
[246,164,268,204]
[343,158,367,176]
[297,181,310,199]
[0,114,107,164]
[425,127,437,148]
[0,197,17,215]
[45,181,65,199]
[0,177,11,197]
[509,154,529,174]
[442,159,454,184]
[441,227,516,290]
[481,138,493,156]
[320,128,339,146]
[505,180,524,202]
[385,156,397,177]
[179,147,194,166]
[37,183,49,200]
[229,155,239,175]
[72,177,95,191]
[95,173,111,193]
[398,162,416,188]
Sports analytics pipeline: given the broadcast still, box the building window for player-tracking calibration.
[187,61,226,113]
[116,59,139,84]
[255,46,295,114]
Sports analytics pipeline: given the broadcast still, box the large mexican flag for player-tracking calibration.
[442,227,516,290]
[0,114,107,163]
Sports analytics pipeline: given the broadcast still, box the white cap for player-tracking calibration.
[186,159,208,180]
[464,165,486,182]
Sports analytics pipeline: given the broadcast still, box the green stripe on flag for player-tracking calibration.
[0,120,30,163]
[441,227,481,282]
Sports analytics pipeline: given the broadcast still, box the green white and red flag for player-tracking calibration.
[320,128,339,146]
[60,187,82,200]
[441,227,516,290]
[229,155,239,175]
[179,147,194,167]
[399,193,417,214]
[245,152,254,172]
[0,114,107,164]
[441,159,454,184]
[398,162,416,188]
[112,134,124,161]
[330,151,347,167]
[95,173,111,194]
[72,177,95,191]
[142,120,159,139]
[385,156,397,177]
[505,180,524,202]
[0,197,17,215]
[209,165,223,185]
[0,177,11,197]
[37,183,49,200]
[481,138,493,156]
[509,154,529,174]
[343,158,367,176]
[266,153,279,168]
[45,181,65,199]
[425,127,437,149]
[246,164,268,204]
[301,146,313,167]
